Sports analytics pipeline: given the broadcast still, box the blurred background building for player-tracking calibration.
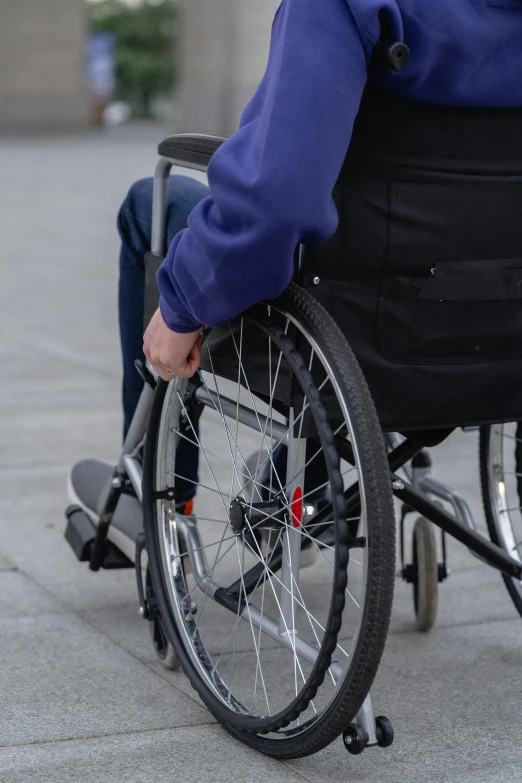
[0,0,278,134]
[0,0,88,128]
[178,0,279,135]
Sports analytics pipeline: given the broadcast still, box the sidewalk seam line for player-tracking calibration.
[0,721,217,752]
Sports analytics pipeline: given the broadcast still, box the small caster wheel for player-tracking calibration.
[343,724,369,755]
[375,715,394,748]
[151,619,181,670]
[412,516,438,632]
[146,569,181,670]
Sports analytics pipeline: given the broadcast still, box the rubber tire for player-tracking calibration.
[343,724,369,755]
[146,569,182,670]
[480,425,522,617]
[375,715,394,748]
[143,283,395,759]
[150,616,181,669]
[160,642,181,670]
[412,517,438,632]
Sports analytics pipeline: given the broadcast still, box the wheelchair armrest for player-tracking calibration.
[158,134,226,172]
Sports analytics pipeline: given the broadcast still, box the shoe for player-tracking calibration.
[67,459,142,564]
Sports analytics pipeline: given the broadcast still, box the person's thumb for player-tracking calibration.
[186,337,202,375]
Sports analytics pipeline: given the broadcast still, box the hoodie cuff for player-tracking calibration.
[159,295,202,334]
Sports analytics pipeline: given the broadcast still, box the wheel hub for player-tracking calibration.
[229,497,287,535]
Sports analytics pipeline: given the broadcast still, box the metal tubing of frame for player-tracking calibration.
[151,157,173,257]
[387,433,484,561]
[307,436,423,533]
[420,475,477,532]
[388,432,478,536]
[175,514,345,679]
[118,383,154,472]
[176,515,220,597]
[419,475,493,567]
[122,456,143,504]
[355,694,378,746]
[194,386,288,441]
[394,478,522,578]
[245,606,344,681]
[279,409,307,637]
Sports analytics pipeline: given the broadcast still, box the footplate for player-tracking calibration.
[64,505,133,569]
[65,505,96,562]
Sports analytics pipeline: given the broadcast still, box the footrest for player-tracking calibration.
[65,505,96,562]
[64,505,133,569]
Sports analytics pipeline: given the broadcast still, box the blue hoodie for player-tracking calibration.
[158,0,522,333]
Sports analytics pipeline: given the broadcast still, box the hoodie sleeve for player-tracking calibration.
[157,0,401,333]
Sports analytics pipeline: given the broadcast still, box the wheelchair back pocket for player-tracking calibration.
[377,182,522,364]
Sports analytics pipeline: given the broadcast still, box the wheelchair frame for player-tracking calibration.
[69,133,522,756]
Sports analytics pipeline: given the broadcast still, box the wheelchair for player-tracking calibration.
[65,84,522,762]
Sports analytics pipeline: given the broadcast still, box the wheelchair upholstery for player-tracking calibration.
[146,87,522,435]
[304,87,522,433]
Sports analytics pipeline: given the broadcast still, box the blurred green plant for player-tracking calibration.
[88,0,177,118]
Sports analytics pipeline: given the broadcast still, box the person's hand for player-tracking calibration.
[143,308,203,382]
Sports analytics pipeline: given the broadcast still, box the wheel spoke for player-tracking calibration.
[150,301,383,739]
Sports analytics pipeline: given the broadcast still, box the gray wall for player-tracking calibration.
[176,0,279,137]
[0,0,88,128]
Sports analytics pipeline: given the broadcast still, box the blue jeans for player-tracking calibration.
[118,174,210,432]
[117,174,328,504]
[117,174,210,502]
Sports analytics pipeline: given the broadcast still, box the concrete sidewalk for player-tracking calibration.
[1,127,521,783]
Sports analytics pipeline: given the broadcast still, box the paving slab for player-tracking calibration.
[0,494,107,587]
[0,552,15,571]
[81,601,161,665]
[0,571,68,618]
[47,570,138,615]
[0,613,210,747]
[0,725,305,783]
[287,618,522,783]
[0,409,120,474]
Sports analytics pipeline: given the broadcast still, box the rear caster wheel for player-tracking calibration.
[343,724,369,755]
[146,569,181,670]
[412,516,438,632]
[375,715,394,748]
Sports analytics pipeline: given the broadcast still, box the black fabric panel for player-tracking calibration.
[302,87,522,431]
[377,182,522,364]
[413,258,522,301]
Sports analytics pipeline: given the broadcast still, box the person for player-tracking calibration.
[131,0,522,408]
[75,0,522,538]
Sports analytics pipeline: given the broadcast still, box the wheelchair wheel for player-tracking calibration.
[143,284,395,759]
[480,423,522,616]
[145,568,181,670]
[411,517,438,632]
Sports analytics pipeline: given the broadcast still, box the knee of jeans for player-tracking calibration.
[117,177,154,241]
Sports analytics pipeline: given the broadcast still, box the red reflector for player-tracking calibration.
[291,487,303,528]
